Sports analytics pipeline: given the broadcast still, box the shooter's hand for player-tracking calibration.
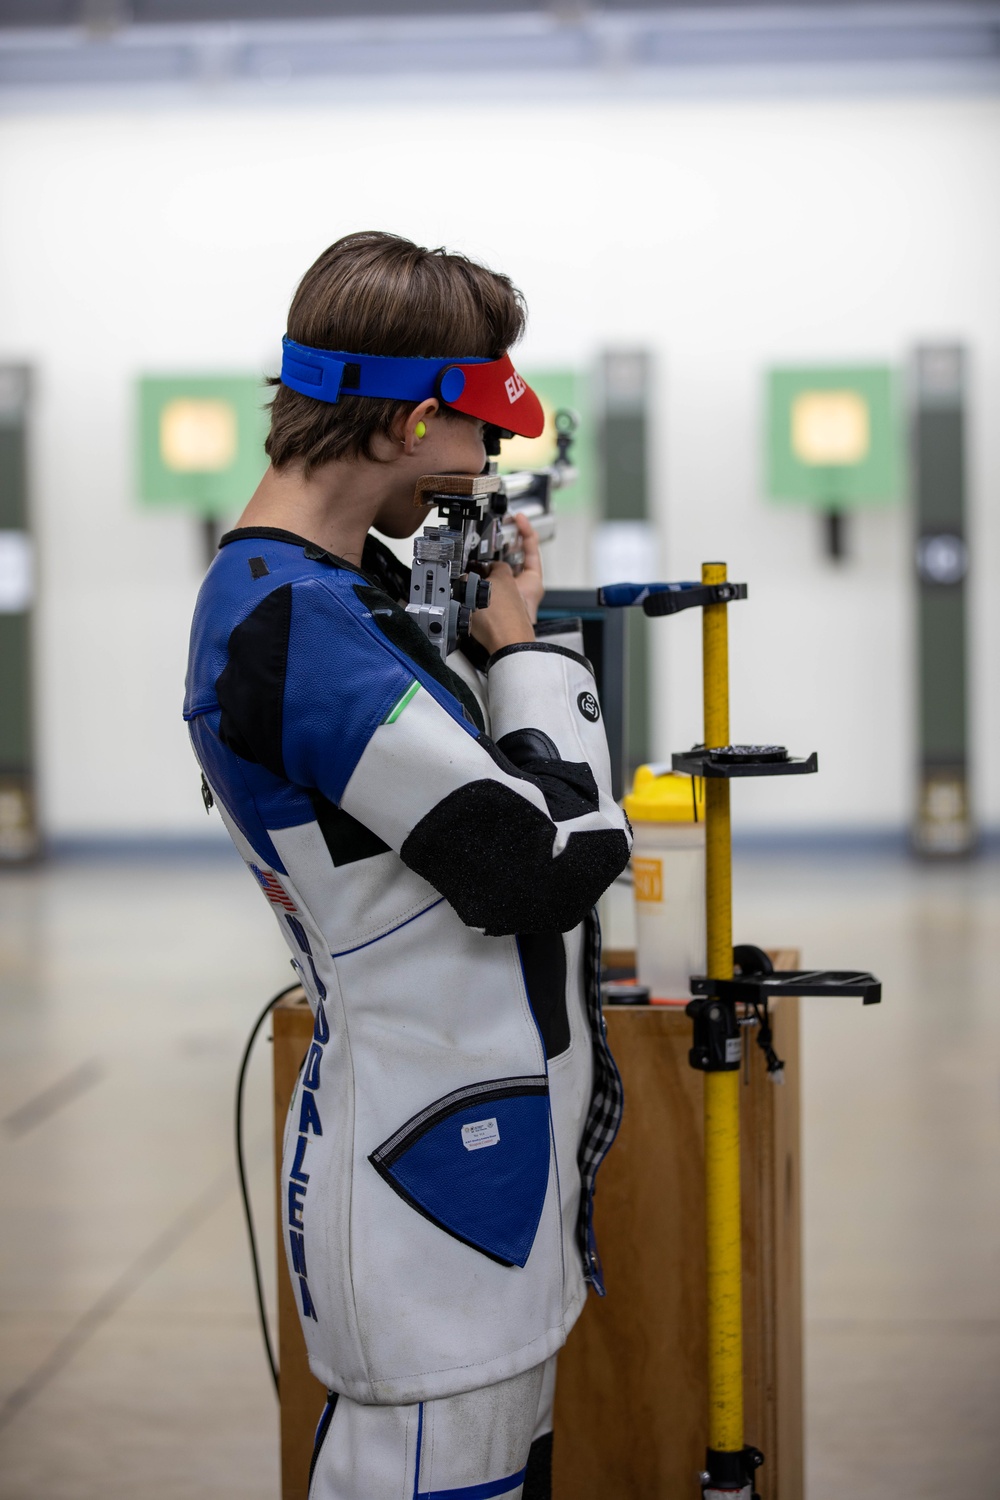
[469,561,536,656]
[511,512,545,624]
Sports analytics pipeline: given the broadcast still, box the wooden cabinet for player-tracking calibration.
[272,950,802,1499]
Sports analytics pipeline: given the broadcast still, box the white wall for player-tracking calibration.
[0,89,997,835]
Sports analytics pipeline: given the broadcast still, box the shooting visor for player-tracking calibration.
[279,337,545,439]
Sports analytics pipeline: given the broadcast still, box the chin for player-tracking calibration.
[378,506,433,540]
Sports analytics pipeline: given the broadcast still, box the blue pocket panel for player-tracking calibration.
[370,1084,551,1268]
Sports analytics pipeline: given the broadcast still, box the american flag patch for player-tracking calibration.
[248,863,297,911]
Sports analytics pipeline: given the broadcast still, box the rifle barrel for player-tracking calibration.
[500,463,577,500]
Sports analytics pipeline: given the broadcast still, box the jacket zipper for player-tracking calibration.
[370,1076,548,1171]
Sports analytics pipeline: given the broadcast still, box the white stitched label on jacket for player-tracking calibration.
[461,1117,500,1151]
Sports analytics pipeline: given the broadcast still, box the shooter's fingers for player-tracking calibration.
[514,512,543,580]
[469,560,535,653]
[510,512,544,624]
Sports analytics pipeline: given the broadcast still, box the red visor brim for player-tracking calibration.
[438,354,545,439]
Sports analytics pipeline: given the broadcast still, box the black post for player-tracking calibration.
[598,350,653,773]
[912,344,973,855]
[201,515,222,571]
[823,507,846,561]
[0,366,40,861]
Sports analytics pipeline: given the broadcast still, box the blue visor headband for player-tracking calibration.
[280,336,490,407]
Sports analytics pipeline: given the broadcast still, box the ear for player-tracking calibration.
[395,398,439,455]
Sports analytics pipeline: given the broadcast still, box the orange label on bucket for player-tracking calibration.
[632,857,663,902]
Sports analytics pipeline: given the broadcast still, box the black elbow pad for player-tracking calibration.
[400,779,630,935]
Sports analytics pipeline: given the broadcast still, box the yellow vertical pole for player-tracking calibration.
[701,561,744,1458]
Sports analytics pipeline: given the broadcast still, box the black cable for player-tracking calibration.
[235,981,301,1397]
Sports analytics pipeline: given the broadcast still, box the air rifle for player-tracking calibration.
[405,411,577,658]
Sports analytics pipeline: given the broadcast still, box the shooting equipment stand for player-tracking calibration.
[656,562,878,1497]
[596,560,879,1495]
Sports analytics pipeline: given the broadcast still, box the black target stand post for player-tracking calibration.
[601,562,880,1498]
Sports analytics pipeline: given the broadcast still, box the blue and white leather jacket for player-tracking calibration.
[184,527,631,1405]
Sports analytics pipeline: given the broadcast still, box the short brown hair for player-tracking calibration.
[265,232,527,474]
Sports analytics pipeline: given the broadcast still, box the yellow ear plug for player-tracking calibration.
[415,420,427,439]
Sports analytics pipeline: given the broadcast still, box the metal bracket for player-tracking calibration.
[672,746,818,779]
[691,970,883,1006]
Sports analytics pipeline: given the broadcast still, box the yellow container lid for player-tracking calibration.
[624,764,704,823]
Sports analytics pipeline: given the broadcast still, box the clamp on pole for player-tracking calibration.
[699,1446,765,1500]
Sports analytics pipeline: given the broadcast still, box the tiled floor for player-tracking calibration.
[1,848,998,1498]
[0,850,285,1500]
[734,852,1000,1498]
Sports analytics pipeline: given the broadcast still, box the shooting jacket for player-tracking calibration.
[184,528,631,1405]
